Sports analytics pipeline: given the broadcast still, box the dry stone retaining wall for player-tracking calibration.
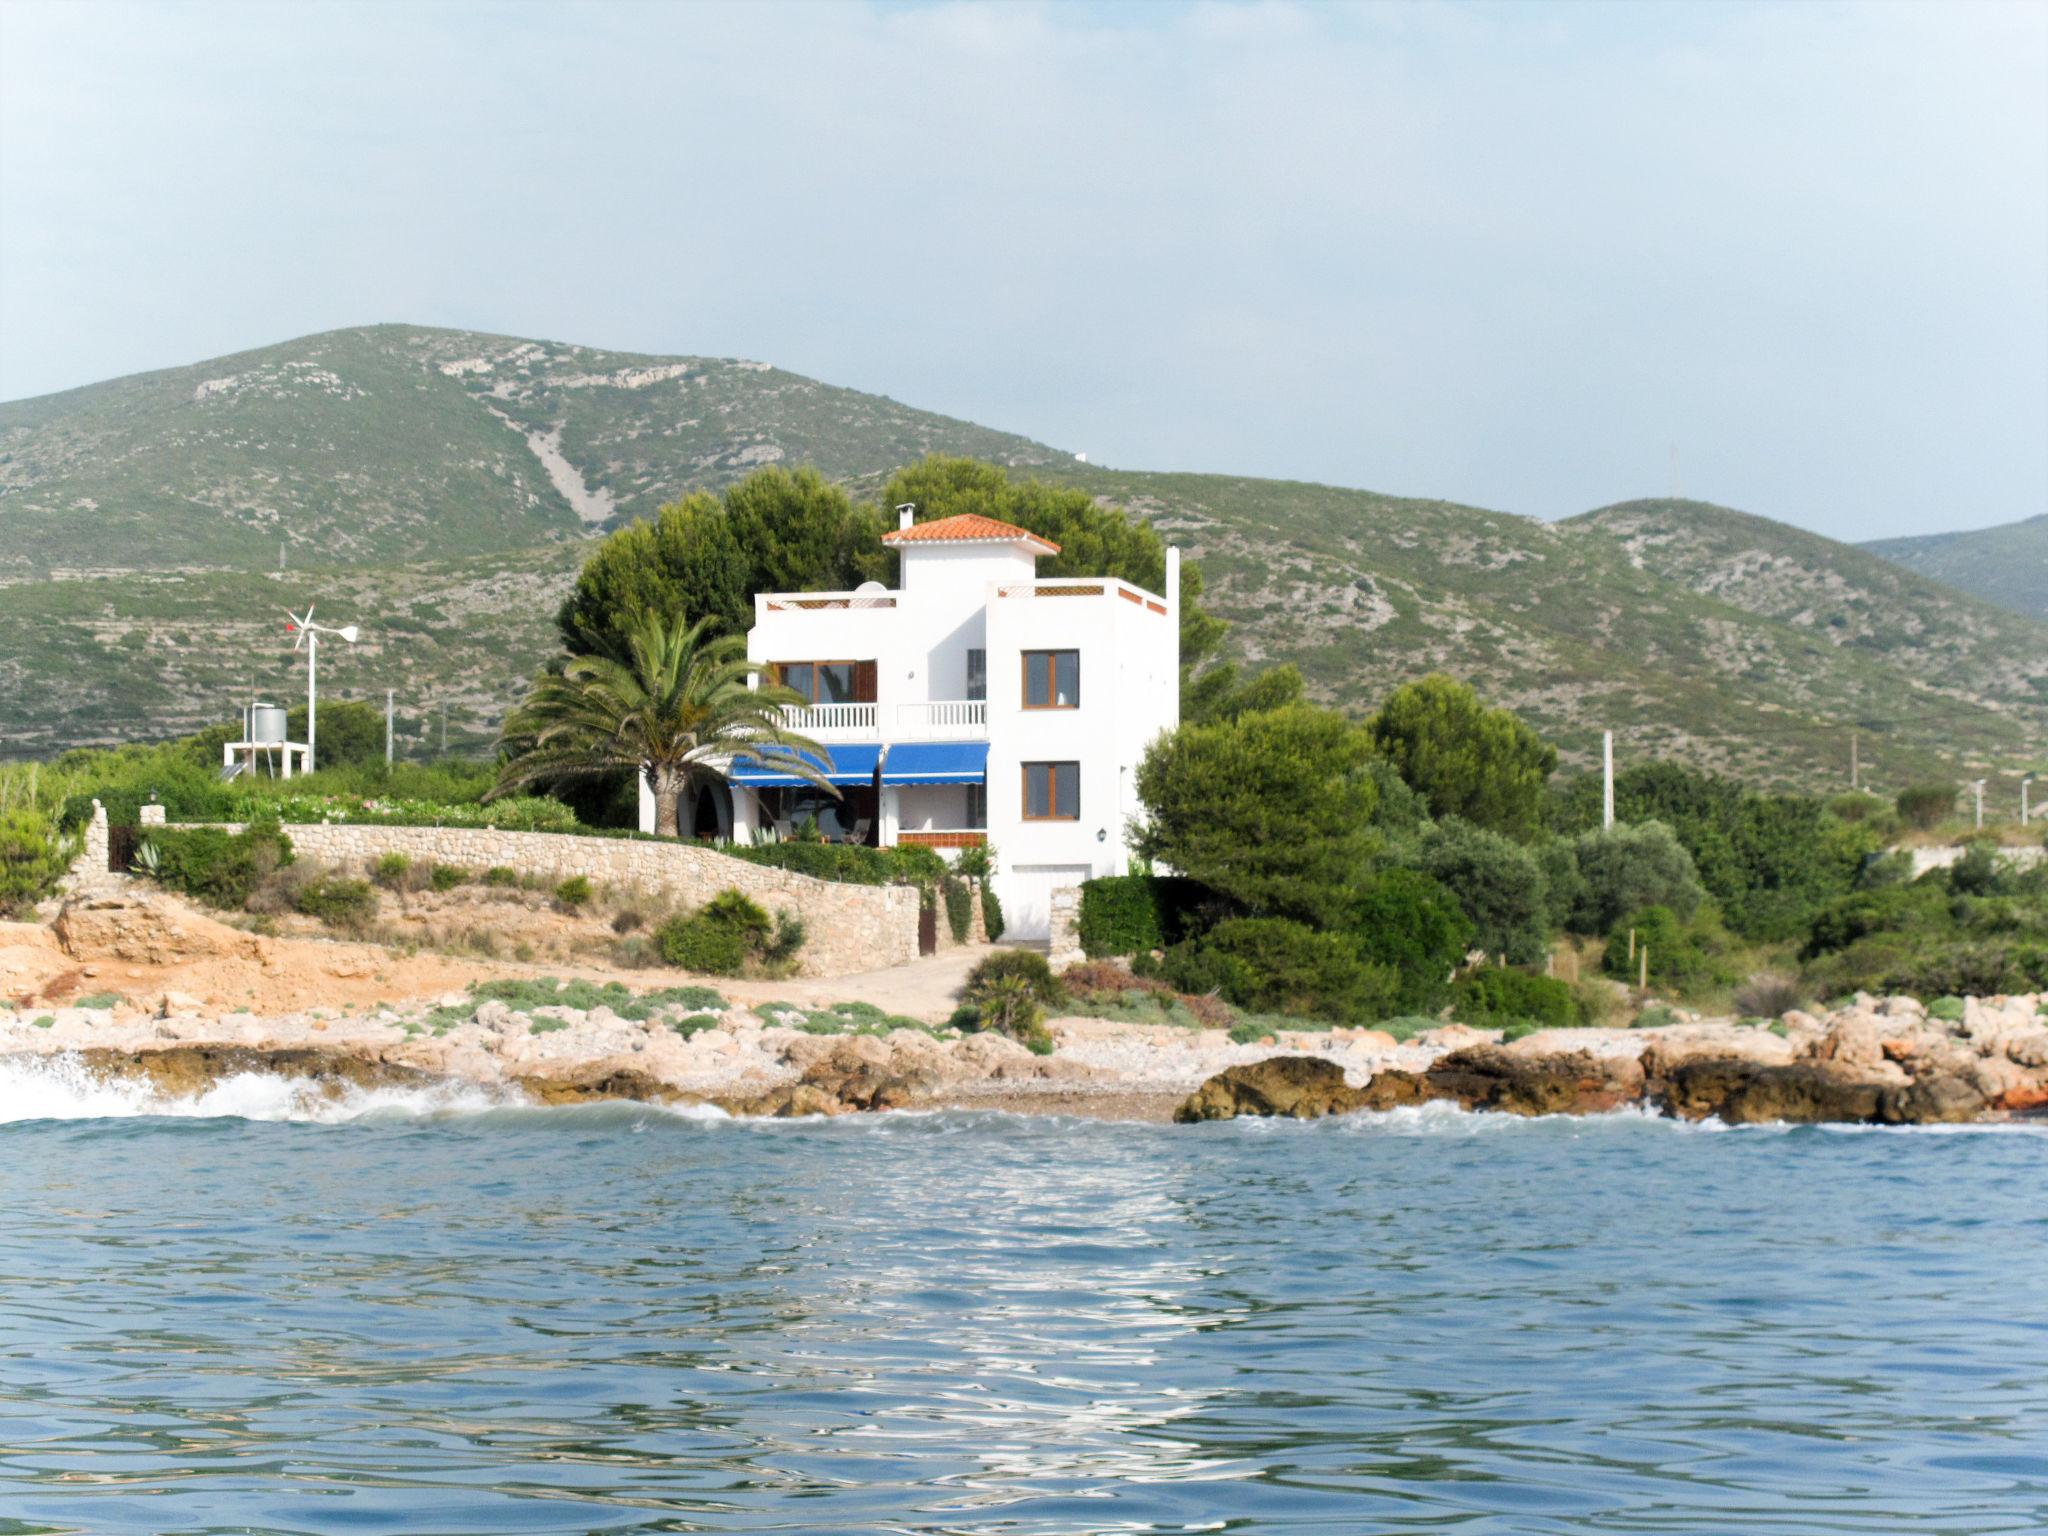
[187,821,919,977]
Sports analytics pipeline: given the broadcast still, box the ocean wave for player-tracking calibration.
[0,1053,515,1125]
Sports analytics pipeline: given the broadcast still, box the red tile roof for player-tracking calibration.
[881,513,1060,554]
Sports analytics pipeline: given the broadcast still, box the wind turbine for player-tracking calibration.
[286,605,359,773]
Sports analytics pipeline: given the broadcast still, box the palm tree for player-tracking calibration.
[492,611,836,837]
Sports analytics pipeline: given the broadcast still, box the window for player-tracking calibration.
[965,783,987,829]
[774,660,876,703]
[1022,761,1080,821]
[966,648,987,702]
[1022,649,1080,709]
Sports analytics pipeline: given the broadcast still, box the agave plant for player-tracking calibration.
[130,840,162,878]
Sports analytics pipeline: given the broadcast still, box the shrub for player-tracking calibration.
[1896,783,1956,831]
[0,808,68,917]
[1451,966,1581,1030]
[430,864,466,891]
[1929,995,1966,1022]
[942,875,973,943]
[149,823,294,909]
[554,875,594,910]
[1418,819,1551,965]
[1077,873,1210,957]
[964,949,1067,1009]
[295,875,377,930]
[1347,867,1472,1014]
[1733,972,1808,1019]
[954,841,995,880]
[654,889,799,977]
[1569,822,1704,934]
[1827,791,1889,825]
[371,852,412,889]
[963,973,1052,1054]
[980,883,1005,942]
[1161,918,1396,1023]
[1602,905,1737,994]
[482,866,521,887]
[724,840,945,889]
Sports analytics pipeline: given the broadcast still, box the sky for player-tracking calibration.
[2,0,2044,541]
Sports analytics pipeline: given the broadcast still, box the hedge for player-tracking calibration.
[1077,874,1210,957]
[1451,966,1581,1030]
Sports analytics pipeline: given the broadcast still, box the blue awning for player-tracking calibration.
[883,741,989,785]
[728,743,881,788]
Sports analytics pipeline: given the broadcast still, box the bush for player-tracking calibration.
[964,949,1067,1009]
[1569,822,1704,934]
[483,866,521,887]
[1161,918,1395,1023]
[554,875,594,909]
[1733,972,1808,1019]
[1347,867,1472,1014]
[654,889,801,977]
[1451,966,1581,1030]
[1827,791,1889,825]
[1418,819,1551,965]
[963,973,1052,1053]
[1602,905,1737,994]
[149,823,294,909]
[0,808,68,917]
[295,875,377,930]
[1075,873,1214,958]
[1896,783,1955,831]
[980,883,1005,942]
[430,864,466,891]
[942,875,972,943]
[725,840,945,889]
[371,852,412,889]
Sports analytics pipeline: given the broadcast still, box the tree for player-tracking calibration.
[492,611,833,837]
[286,700,385,771]
[1367,675,1556,840]
[1417,818,1551,965]
[1134,704,1379,925]
[881,455,1227,671]
[555,467,885,656]
[1347,867,1473,1013]
[1182,662,1305,726]
[1568,820,1705,935]
[1896,782,1956,832]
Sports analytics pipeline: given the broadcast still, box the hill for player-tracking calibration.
[3,329,2044,794]
[1863,514,2048,622]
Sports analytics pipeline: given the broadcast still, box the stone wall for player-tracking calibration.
[1048,884,1085,970]
[185,821,920,978]
[1904,844,2048,877]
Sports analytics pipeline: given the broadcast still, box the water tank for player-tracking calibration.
[249,703,287,745]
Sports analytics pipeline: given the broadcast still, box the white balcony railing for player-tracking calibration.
[781,702,877,735]
[993,576,1169,614]
[897,700,987,737]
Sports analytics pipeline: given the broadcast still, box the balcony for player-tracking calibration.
[778,700,986,740]
[993,576,1169,614]
[895,700,987,739]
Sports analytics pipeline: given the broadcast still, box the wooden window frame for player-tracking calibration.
[1021,761,1080,821]
[1020,649,1080,710]
[771,659,877,704]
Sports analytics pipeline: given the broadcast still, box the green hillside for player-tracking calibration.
[1864,514,2048,622]
[3,328,2043,797]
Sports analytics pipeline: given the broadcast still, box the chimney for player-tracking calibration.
[896,502,915,532]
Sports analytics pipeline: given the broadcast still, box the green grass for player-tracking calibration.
[73,991,126,1010]
[470,977,727,1022]
[752,999,940,1037]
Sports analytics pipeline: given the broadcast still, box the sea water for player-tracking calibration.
[0,1057,2042,1534]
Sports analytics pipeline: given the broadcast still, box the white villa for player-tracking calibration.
[638,509,1182,940]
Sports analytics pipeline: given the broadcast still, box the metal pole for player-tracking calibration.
[1850,731,1858,791]
[386,689,395,767]
[306,633,318,775]
[1602,730,1615,829]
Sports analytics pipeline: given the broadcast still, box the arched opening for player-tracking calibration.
[690,781,732,841]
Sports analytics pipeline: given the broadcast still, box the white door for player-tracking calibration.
[1002,864,1092,942]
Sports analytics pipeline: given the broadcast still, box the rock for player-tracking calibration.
[1803,1015,1896,1076]
[75,1045,431,1099]
[518,1066,689,1105]
[2005,1031,2048,1068]
[1654,1058,1885,1125]
[1414,1024,1490,1050]
[54,894,260,967]
[1418,1046,1645,1116]
[1175,1057,1374,1122]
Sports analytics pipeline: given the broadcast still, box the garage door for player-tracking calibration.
[1002,864,1093,942]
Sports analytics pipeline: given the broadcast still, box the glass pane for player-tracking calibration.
[1024,653,1051,708]
[965,783,987,829]
[818,663,857,703]
[1054,763,1079,819]
[1054,651,1080,707]
[1025,764,1049,818]
[780,663,813,702]
[966,649,986,702]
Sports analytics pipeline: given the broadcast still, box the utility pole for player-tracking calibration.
[440,704,448,756]
[2024,774,2035,827]
[1970,779,1986,829]
[385,689,395,767]
[1602,730,1615,829]
[1850,730,1859,792]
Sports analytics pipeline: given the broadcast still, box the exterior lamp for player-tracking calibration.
[1096,828,1107,843]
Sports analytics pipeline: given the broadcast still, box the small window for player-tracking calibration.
[1022,761,1080,821]
[1022,649,1080,709]
[772,660,877,703]
[966,649,987,702]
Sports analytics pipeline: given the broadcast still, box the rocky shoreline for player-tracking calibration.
[5,988,2043,1128]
